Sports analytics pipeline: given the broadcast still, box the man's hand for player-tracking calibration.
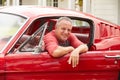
[68,49,80,68]
[68,44,88,68]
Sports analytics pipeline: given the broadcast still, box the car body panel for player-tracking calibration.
[0,54,5,80]
[5,51,119,80]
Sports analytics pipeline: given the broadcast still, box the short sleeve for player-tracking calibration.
[68,33,84,48]
[43,31,58,55]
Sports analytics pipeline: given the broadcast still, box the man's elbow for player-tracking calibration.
[80,44,88,53]
[84,44,88,51]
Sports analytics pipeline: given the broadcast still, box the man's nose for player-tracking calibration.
[64,29,69,34]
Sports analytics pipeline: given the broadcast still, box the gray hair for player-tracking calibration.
[56,17,72,27]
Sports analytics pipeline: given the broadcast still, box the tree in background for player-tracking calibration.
[0,0,6,6]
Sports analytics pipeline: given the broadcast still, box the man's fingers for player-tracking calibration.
[68,56,79,68]
[76,56,79,65]
[72,57,75,67]
[68,52,80,68]
[72,56,79,68]
[68,57,71,64]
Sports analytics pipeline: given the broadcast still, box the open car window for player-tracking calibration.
[10,17,93,53]
[17,22,48,52]
[72,20,90,43]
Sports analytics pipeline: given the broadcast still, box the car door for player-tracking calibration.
[4,50,120,80]
[0,53,5,80]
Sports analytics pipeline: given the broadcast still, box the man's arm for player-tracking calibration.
[52,46,74,57]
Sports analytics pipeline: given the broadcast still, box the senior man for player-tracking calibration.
[44,17,88,68]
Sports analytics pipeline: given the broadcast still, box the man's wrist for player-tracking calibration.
[66,46,74,53]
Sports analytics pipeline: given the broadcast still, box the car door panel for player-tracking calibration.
[0,54,5,80]
[5,51,120,80]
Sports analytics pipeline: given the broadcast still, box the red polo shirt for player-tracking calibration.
[43,30,83,55]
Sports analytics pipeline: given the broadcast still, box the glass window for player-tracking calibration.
[0,13,27,52]
[47,0,58,7]
[0,0,6,6]
[72,20,90,27]
[47,0,52,6]
[53,0,58,7]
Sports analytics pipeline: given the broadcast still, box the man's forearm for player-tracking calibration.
[76,44,88,54]
[52,46,74,57]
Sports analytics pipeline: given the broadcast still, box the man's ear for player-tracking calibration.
[54,25,58,30]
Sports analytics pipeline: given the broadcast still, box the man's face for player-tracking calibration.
[55,20,72,42]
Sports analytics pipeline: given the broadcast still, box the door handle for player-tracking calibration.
[105,55,120,59]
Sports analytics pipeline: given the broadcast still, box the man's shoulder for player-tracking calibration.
[44,30,56,40]
[44,30,58,44]
[69,33,76,38]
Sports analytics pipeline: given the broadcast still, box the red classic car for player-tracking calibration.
[0,6,120,80]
